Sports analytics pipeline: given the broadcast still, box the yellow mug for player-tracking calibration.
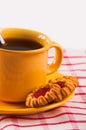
[0,28,63,102]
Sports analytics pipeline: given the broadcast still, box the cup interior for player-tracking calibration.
[1,28,51,51]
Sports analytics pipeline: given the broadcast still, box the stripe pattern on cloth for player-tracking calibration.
[0,49,86,130]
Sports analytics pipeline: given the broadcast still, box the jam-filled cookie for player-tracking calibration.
[26,76,79,108]
[49,76,79,99]
[26,84,62,108]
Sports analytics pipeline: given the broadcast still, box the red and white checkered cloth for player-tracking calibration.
[0,49,86,130]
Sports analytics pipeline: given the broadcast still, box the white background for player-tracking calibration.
[0,0,86,49]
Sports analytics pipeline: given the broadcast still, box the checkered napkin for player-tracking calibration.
[0,49,86,130]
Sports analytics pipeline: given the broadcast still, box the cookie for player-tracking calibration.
[26,76,79,108]
[26,84,62,107]
[49,76,78,98]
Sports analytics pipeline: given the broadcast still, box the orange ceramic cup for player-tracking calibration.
[0,28,63,102]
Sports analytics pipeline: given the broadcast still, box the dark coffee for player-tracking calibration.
[0,38,43,51]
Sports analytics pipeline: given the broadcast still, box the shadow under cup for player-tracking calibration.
[0,28,63,102]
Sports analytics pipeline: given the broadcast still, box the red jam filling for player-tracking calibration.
[33,87,50,98]
[56,81,65,88]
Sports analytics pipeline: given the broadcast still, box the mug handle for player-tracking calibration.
[47,42,63,75]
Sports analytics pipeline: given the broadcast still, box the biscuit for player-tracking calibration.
[26,76,79,108]
[26,84,62,107]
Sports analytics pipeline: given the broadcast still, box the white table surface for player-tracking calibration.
[0,0,86,49]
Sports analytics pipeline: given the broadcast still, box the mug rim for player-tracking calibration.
[0,27,51,54]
